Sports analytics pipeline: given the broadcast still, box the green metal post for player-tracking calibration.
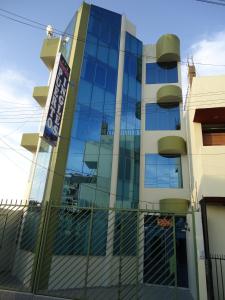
[118,212,124,300]
[135,208,140,300]
[31,3,91,293]
[84,206,94,299]
[172,215,178,300]
[192,209,200,300]
[31,201,50,293]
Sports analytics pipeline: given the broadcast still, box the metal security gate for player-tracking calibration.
[144,215,175,286]
[210,254,225,300]
[0,201,195,300]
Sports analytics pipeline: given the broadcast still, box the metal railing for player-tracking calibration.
[0,201,42,292]
[210,254,225,300]
[0,201,195,300]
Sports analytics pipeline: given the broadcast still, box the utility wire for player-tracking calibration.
[0,98,225,124]
[194,0,225,6]
[1,8,225,68]
[1,131,225,197]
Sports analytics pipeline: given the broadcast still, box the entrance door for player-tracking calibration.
[144,215,188,288]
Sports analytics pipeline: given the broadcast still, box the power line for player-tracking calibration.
[194,0,225,6]
[2,132,225,198]
[1,8,225,68]
[0,97,225,124]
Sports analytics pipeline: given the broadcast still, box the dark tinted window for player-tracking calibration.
[146,103,180,130]
[145,154,182,188]
[146,62,178,84]
[116,32,142,209]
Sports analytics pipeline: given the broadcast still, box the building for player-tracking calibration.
[2,2,225,300]
[186,67,225,300]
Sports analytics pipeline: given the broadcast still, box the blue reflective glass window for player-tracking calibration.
[108,49,118,68]
[97,45,108,63]
[46,5,122,257]
[60,14,77,62]
[145,103,180,130]
[92,86,104,112]
[106,67,117,93]
[145,154,183,188]
[82,57,95,82]
[62,5,121,213]
[95,63,106,87]
[116,33,142,209]
[146,62,178,84]
[77,79,92,106]
[86,33,98,57]
[89,16,101,37]
[29,140,52,203]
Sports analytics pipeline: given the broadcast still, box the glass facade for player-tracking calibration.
[145,103,180,130]
[116,32,142,208]
[29,140,52,203]
[60,13,77,62]
[145,154,182,188]
[54,209,108,256]
[62,5,121,209]
[146,62,178,84]
[113,211,137,256]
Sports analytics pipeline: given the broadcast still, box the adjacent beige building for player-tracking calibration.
[186,68,225,300]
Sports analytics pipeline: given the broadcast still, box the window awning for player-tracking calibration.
[194,107,225,124]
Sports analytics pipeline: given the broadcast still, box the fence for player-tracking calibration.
[210,254,225,300]
[0,201,196,300]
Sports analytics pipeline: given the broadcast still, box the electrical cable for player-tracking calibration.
[2,132,225,205]
[194,0,225,6]
[1,7,225,202]
[1,8,225,68]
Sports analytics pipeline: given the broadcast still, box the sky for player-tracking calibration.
[0,0,225,199]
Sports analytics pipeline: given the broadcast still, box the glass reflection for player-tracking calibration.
[60,13,77,63]
[146,62,178,84]
[29,140,52,203]
[145,103,180,130]
[145,154,183,188]
[116,33,142,208]
[62,5,121,209]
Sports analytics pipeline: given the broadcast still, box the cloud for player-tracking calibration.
[0,68,40,199]
[181,30,225,100]
[190,30,225,76]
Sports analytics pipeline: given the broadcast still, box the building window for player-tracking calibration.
[116,32,142,209]
[146,62,178,84]
[145,103,180,130]
[113,212,137,256]
[144,154,183,188]
[202,124,225,146]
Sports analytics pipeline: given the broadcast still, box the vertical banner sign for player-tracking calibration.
[41,53,70,146]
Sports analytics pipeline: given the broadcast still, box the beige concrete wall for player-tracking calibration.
[187,75,225,299]
[140,44,189,207]
[186,75,225,202]
[48,255,136,289]
[194,212,208,300]
[207,205,225,254]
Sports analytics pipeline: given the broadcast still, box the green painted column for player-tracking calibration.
[32,3,90,292]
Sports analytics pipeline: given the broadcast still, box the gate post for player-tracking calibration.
[172,215,178,300]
